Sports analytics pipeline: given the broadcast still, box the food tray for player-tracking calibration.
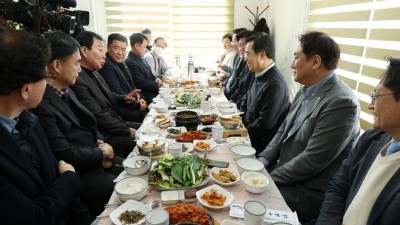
[161,190,197,204]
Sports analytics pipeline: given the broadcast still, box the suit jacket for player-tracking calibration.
[31,86,104,173]
[99,54,136,95]
[0,111,92,225]
[98,54,146,122]
[125,51,159,104]
[317,129,400,225]
[243,65,290,154]
[71,68,131,140]
[258,74,360,221]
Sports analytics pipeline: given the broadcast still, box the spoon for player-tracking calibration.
[135,158,147,168]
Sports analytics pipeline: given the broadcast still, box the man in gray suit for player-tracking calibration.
[258,31,360,223]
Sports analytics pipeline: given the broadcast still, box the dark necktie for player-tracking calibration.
[386,141,400,156]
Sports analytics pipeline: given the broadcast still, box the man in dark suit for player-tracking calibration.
[242,34,290,154]
[125,32,162,104]
[0,26,92,225]
[258,31,360,223]
[32,31,121,217]
[98,33,147,121]
[71,31,138,158]
[317,56,400,225]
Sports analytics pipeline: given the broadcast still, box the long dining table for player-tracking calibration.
[94,73,295,225]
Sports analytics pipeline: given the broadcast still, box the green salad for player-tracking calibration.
[148,154,208,189]
[174,92,202,106]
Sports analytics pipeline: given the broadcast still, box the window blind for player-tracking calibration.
[308,0,400,131]
[103,0,234,67]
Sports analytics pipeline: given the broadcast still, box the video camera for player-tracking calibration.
[0,0,89,34]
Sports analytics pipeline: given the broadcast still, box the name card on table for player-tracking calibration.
[229,204,300,225]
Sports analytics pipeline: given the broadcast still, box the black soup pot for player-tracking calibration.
[175,110,199,131]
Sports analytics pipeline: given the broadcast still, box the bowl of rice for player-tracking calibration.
[115,177,148,202]
[240,171,269,194]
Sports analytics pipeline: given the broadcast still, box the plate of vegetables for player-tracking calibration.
[109,200,151,225]
[166,126,187,137]
[148,154,209,190]
[174,92,202,106]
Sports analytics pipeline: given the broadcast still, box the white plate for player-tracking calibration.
[160,190,197,204]
[210,167,240,187]
[141,126,160,134]
[166,126,187,137]
[193,139,216,152]
[155,117,173,128]
[196,184,234,209]
[197,125,213,135]
[165,142,193,153]
[153,113,169,120]
[109,200,151,225]
[227,137,250,146]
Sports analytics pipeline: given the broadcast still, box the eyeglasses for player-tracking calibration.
[370,92,394,104]
[43,72,56,80]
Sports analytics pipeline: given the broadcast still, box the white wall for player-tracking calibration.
[234,0,309,101]
[80,0,309,100]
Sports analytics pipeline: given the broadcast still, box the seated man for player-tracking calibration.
[230,30,256,108]
[0,26,92,225]
[98,33,147,121]
[32,31,121,217]
[257,31,360,223]
[224,28,247,99]
[144,37,172,80]
[242,34,290,154]
[125,33,161,104]
[317,56,400,225]
[141,28,153,53]
[71,31,138,158]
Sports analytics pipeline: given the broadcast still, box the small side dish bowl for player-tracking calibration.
[210,167,240,186]
[155,103,169,113]
[196,184,234,209]
[193,139,216,152]
[166,126,187,137]
[236,157,264,175]
[230,145,256,160]
[115,177,148,202]
[240,171,269,194]
[217,102,233,110]
[227,137,249,146]
[122,156,151,176]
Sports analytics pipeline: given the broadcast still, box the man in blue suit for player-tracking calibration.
[317,56,400,225]
[0,26,92,225]
[258,31,360,223]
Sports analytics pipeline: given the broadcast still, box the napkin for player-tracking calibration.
[229,204,300,225]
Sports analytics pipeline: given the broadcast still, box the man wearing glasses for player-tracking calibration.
[0,26,92,225]
[317,56,400,225]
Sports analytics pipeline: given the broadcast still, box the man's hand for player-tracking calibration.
[102,159,112,169]
[139,99,147,111]
[217,64,225,69]
[130,128,136,137]
[58,160,75,174]
[155,78,163,87]
[220,71,229,81]
[125,89,141,103]
[98,143,114,160]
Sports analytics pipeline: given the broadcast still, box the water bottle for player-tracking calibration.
[187,54,194,80]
